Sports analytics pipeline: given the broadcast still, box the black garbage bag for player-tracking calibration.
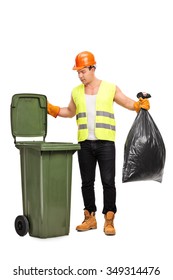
[122,93,166,183]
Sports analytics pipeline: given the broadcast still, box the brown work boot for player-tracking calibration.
[76,210,97,231]
[104,211,116,235]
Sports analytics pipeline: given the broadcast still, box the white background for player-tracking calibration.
[1,0,172,279]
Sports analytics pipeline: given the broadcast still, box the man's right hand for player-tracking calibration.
[47,102,60,118]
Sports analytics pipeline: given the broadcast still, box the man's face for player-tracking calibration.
[77,67,93,85]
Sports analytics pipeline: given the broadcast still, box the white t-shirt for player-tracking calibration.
[85,94,97,140]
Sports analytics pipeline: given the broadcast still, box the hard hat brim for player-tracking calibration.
[72,64,96,71]
[72,65,85,70]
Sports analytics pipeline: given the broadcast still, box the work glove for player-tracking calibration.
[134,92,150,112]
[47,102,60,118]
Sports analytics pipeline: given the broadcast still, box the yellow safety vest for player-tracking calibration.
[72,80,116,142]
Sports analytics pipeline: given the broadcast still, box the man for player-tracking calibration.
[47,51,150,235]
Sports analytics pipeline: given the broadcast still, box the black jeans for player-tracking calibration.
[77,140,117,214]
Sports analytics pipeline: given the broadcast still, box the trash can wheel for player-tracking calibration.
[15,215,29,236]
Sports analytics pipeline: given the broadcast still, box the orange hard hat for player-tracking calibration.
[72,51,96,70]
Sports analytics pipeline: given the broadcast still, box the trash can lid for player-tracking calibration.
[11,93,47,142]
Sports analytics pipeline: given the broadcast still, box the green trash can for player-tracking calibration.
[11,93,80,238]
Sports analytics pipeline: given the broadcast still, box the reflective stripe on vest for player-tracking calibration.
[79,124,87,129]
[96,111,114,119]
[76,112,87,120]
[77,111,116,130]
[96,123,115,131]
[72,81,116,141]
